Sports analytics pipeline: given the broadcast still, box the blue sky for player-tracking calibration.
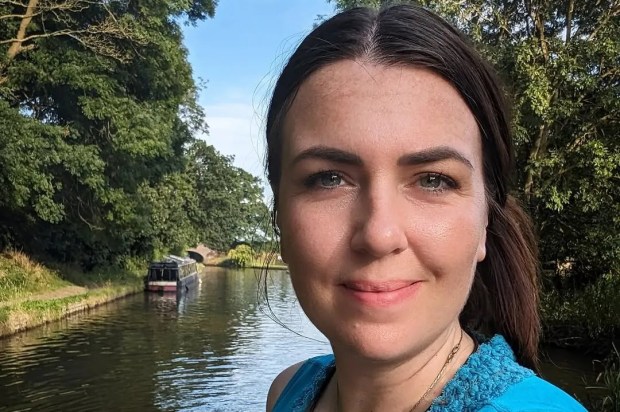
[182,1,335,196]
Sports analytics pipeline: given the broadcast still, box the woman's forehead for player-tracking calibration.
[290,61,466,106]
[281,60,481,164]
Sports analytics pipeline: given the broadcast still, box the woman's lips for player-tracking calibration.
[340,280,421,306]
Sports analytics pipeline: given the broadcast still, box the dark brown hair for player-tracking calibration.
[265,4,540,370]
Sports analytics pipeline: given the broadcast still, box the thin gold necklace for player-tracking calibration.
[408,328,463,411]
[335,329,464,412]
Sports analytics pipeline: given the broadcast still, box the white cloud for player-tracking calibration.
[202,102,265,176]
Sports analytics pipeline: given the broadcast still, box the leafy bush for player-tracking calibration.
[541,274,620,351]
[226,245,255,268]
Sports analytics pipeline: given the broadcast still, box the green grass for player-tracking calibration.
[0,250,145,337]
[214,254,288,270]
[207,247,288,270]
[54,263,144,288]
[0,250,145,303]
[0,250,71,302]
[0,284,144,336]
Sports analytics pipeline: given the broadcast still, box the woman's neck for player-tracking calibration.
[315,325,476,412]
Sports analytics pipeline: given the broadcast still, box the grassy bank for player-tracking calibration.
[0,251,71,303]
[0,251,144,338]
[207,252,288,271]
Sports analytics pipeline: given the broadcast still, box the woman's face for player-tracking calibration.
[276,61,488,361]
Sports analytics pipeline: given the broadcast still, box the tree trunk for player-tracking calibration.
[524,123,547,203]
[6,0,39,61]
[566,0,574,43]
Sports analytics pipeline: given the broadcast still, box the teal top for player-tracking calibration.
[272,335,587,411]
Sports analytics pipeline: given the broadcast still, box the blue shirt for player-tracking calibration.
[273,335,587,411]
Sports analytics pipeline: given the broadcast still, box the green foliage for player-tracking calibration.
[329,0,620,285]
[541,274,620,350]
[0,0,215,268]
[187,141,271,251]
[0,0,264,267]
[54,260,144,289]
[226,244,256,268]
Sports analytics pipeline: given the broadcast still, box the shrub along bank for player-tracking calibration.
[541,274,619,353]
[210,245,287,270]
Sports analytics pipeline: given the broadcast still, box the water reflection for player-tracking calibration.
[0,267,329,411]
[0,267,594,411]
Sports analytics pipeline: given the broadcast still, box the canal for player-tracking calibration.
[0,267,596,411]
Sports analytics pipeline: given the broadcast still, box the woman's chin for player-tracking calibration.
[330,329,420,363]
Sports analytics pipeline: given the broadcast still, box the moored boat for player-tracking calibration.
[144,255,198,293]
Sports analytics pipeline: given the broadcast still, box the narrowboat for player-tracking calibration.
[144,255,199,293]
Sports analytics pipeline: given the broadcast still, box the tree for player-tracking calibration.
[186,140,270,252]
[0,0,146,87]
[328,0,620,284]
[0,0,218,267]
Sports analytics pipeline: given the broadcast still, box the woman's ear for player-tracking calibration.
[476,214,489,263]
[279,243,287,264]
[273,208,287,263]
[476,226,487,263]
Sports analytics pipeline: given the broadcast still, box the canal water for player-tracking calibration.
[0,267,596,411]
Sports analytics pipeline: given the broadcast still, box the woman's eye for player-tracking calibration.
[419,173,456,192]
[304,171,344,189]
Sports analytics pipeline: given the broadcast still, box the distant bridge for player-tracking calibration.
[186,244,217,263]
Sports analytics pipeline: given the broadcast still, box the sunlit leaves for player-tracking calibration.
[0,0,218,266]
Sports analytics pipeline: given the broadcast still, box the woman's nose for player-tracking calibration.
[350,187,408,258]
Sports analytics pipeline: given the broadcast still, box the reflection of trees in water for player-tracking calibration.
[0,268,304,410]
[0,296,161,410]
[0,286,213,410]
[200,267,263,357]
[149,267,289,408]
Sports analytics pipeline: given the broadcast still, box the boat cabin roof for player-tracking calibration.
[148,255,196,270]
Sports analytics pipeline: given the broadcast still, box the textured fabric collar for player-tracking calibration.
[428,335,534,411]
[284,335,534,411]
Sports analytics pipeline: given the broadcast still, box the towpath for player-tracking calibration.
[0,285,88,308]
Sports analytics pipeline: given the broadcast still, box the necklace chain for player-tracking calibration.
[335,329,464,412]
[408,328,464,411]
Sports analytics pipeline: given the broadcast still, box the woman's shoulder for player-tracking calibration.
[266,361,305,412]
[479,375,587,411]
[267,354,335,412]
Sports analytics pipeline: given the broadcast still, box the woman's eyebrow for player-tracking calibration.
[291,145,473,170]
[291,146,363,166]
[397,146,474,169]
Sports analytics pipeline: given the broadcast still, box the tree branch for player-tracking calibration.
[2,0,28,7]
[6,0,39,61]
[0,12,42,21]
[1,0,149,84]
[523,0,550,60]
[524,123,547,202]
[1,29,82,45]
[565,0,574,43]
[588,4,620,41]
